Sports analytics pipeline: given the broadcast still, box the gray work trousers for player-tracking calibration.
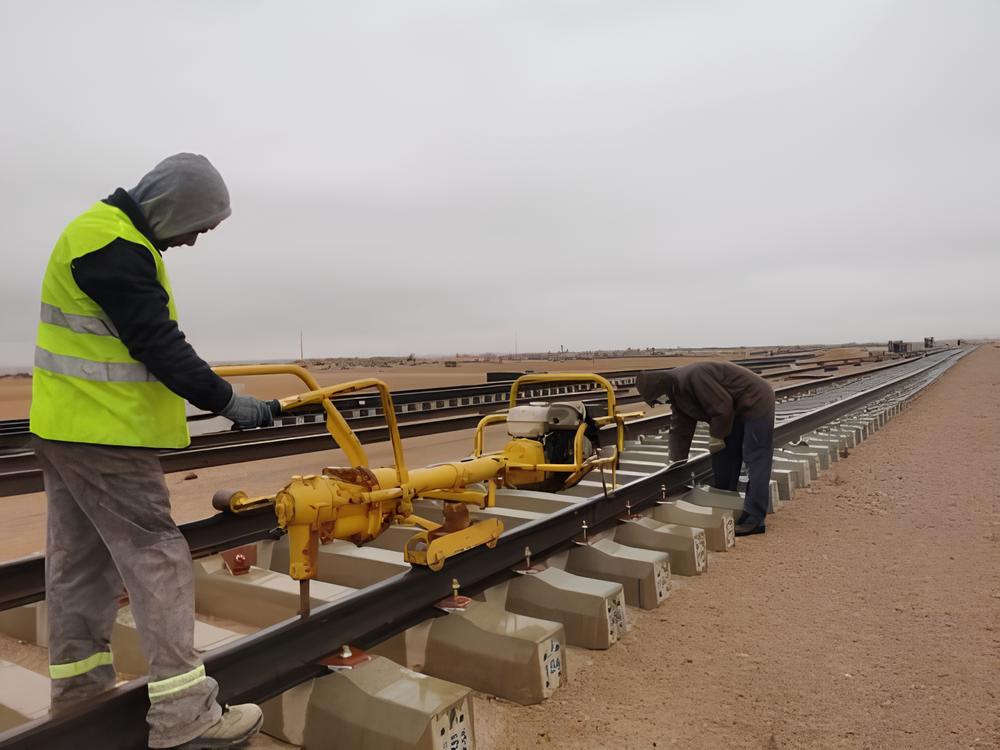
[35,437,222,748]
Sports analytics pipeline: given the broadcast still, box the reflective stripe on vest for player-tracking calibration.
[34,346,155,383]
[40,301,119,338]
[148,664,207,703]
[49,651,114,680]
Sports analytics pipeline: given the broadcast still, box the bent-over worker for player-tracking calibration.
[29,154,275,748]
[636,361,775,536]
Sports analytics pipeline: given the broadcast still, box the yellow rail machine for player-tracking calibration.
[210,366,638,615]
[472,373,641,492]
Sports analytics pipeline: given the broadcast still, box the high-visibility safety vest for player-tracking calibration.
[29,201,190,449]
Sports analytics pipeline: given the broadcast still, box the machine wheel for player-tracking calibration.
[212,489,241,513]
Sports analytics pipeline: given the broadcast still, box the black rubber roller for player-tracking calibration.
[212,488,242,513]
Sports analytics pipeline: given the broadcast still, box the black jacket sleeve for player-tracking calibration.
[70,239,233,412]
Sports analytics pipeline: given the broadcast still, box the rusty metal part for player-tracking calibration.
[440,502,471,534]
[321,466,380,491]
[299,580,310,619]
[435,578,472,612]
[220,545,257,576]
[321,644,372,671]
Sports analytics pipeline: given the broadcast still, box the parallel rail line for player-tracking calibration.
[0,349,892,449]
[0,387,641,497]
[0,354,945,615]
[0,355,928,498]
[0,348,968,749]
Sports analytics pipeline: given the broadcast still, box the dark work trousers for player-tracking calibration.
[711,411,775,526]
[34,438,221,748]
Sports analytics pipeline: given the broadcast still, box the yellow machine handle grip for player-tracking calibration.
[213,364,322,392]
[273,379,409,486]
[210,366,392,473]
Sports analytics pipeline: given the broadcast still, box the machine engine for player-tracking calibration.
[505,401,600,489]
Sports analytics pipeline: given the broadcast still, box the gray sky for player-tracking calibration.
[1,1,997,364]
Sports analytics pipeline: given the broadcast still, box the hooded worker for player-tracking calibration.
[29,154,269,748]
[636,361,775,536]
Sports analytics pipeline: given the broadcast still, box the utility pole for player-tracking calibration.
[299,329,304,360]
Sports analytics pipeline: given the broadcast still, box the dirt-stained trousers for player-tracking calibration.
[34,437,222,748]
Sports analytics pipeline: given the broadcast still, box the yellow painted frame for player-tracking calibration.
[472,372,630,488]
[210,366,507,581]
[212,365,407,484]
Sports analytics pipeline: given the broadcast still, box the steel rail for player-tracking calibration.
[0,376,636,451]
[0,352,949,613]
[0,374,642,455]
[0,348,968,750]
[0,386,635,471]
[0,355,931,498]
[0,350,891,448]
[0,390,643,498]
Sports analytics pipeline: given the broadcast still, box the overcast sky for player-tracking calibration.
[1,1,997,364]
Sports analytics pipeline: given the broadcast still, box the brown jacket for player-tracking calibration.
[636,362,775,460]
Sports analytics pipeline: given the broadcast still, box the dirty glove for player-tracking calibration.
[707,436,726,454]
[220,392,280,429]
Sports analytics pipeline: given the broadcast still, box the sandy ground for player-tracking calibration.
[474,345,1000,749]
[0,377,31,420]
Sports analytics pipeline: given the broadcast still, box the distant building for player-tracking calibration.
[888,338,936,354]
[887,340,911,354]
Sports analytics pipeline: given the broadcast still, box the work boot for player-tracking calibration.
[177,704,263,748]
[735,521,766,537]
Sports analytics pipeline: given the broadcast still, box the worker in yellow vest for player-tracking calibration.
[29,154,270,748]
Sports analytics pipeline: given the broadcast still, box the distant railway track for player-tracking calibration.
[0,347,969,750]
[0,354,936,498]
[0,350,839,449]
[0,350,953,609]
[0,380,640,496]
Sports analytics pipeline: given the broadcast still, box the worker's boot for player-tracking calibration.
[176,704,263,748]
[734,521,766,537]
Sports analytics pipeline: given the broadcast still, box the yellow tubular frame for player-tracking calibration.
[211,366,507,580]
[212,365,396,476]
[278,379,410,485]
[473,414,508,457]
[509,373,624,454]
[471,372,628,487]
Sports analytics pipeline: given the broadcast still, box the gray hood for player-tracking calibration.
[636,369,677,406]
[127,153,231,243]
